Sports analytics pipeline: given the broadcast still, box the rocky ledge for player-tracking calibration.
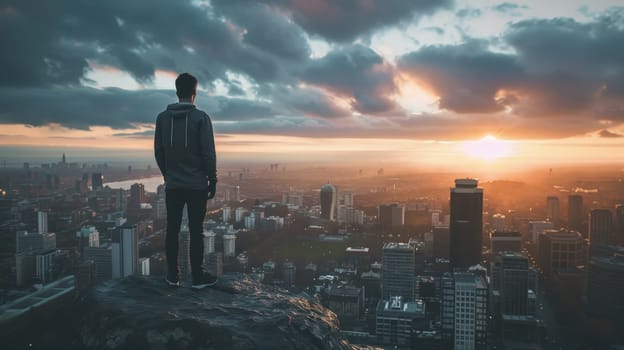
[8,274,355,350]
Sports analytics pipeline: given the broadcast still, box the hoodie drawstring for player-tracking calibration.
[169,110,191,148]
[185,112,189,148]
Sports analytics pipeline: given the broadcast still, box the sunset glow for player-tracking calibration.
[462,135,513,161]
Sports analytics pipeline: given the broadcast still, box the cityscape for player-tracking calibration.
[2,0,624,349]
[1,156,624,349]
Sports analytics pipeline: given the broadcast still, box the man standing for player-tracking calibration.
[154,73,218,289]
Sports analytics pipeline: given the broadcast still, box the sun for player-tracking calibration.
[462,135,512,161]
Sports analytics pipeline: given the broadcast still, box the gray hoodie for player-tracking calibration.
[154,102,217,190]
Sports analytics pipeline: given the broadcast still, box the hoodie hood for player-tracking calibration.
[165,103,196,148]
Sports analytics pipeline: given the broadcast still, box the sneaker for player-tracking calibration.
[191,272,218,290]
[165,272,180,287]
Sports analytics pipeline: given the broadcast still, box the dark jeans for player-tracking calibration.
[165,188,207,279]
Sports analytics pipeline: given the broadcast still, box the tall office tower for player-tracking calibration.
[77,226,100,258]
[35,249,57,284]
[589,209,612,246]
[154,185,167,220]
[222,206,231,222]
[92,172,103,190]
[234,207,247,223]
[568,195,583,233]
[84,244,113,281]
[343,192,354,207]
[529,220,553,246]
[282,193,304,207]
[203,230,216,256]
[433,225,450,259]
[127,183,145,218]
[320,184,337,221]
[491,253,530,315]
[490,213,507,232]
[616,204,624,245]
[234,185,241,202]
[546,196,560,224]
[490,231,522,254]
[381,243,415,301]
[207,252,223,277]
[112,225,138,278]
[223,234,236,257]
[283,261,296,288]
[139,258,150,276]
[441,272,489,350]
[37,211,48,234]
[15,252,36,287]
[587,254,624,323]
[16,231,56,253]
[379,204,405,232]
[450,179,483,269]
[538,229,585,278]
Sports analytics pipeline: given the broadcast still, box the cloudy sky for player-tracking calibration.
[1,0,623,168]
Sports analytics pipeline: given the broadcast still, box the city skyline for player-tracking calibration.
[1,0,624,168]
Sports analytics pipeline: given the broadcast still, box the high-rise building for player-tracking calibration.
[234,207,247,223]
[37,210,48,234]
[203,230,216,256]
[283,261,296,288]
[529,221,553,246]
[281,193,304,207]
[538,229,585,278]
[154,184,167,220]
[490,231,522,254]
[546,196,560,224]
[77,226,100,248]
[587,254,624,323]
[615,204,624,245]
[433,225,450,259]
[441,272,489,350]
[222,206,231,222]
[381,243,415,301]
[16,231,56,254]
[379,204,405,232]
[92,172,103,191]
[376,296,426,346]
[589,209,612,247]
[490,213,507,232]
[343,192,354,207]
[320,184,337,221]
[491,253,530,315]
[568,195,583,233]
[15,252,36,287]
[450,179,483,269]
[234,185,241,202]
[35,249,57,284]
[139,257,150,276]
[207,252,223,277]
[223,234,236,257]
[112,224,138,278]
[84,244,113,281]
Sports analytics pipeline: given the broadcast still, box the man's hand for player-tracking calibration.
[207,180,217,200]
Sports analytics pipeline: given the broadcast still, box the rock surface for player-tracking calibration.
[9,274,355,350]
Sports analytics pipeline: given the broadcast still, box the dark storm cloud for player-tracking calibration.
[598,129,623,138]
[398,40,524,113]
[300,44,401,114]
[258,0,452,42]
[211,1,310,61]
[209,97,275,121]
[0,87,174,129]
[275,86,352,118]
[398,10,624,124]
[0,0,301,87]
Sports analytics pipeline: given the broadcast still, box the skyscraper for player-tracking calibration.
[343,192,354,207]
[568,195,583,233]
[538,229,585,278]
[587,254,624,323]
[320,184,337,221]
[381,243,415,301]
[92,172,103,191]
[546,196,560,224]
[492,253,530,315]
[223,234,236,257]
[37,210,48,234]
[589,209,612,246]
[450,179,483,269]
[441,272,489,350]
[112,224,138,278]
[379,204,405,232]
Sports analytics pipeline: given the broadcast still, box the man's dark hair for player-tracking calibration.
[175,73,198,99]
